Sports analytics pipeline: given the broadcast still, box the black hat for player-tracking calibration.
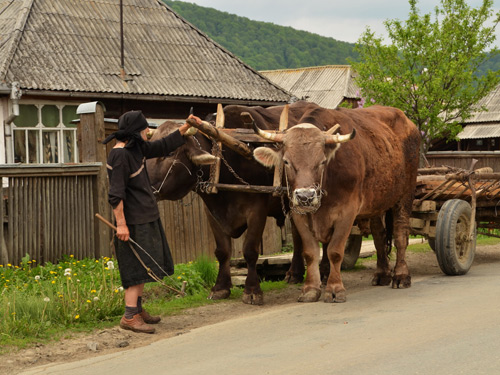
[102,110,148,145]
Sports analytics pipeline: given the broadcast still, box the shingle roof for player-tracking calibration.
[464,84,500,124]
[260,65,359,109]
[0,0,290,104]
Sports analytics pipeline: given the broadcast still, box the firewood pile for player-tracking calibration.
[415,166,500,202]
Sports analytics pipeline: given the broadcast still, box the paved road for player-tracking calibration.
[22,261,500,375]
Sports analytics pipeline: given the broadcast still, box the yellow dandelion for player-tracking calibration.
[51,281,55,284]
[7,263,11,267]
[33,260,36,262]
[91,289,96,293]
[114,289,119,293]
[75,314,80,319]
[86,300,91,303]
[177,276,182,280]
[70,255,74,258]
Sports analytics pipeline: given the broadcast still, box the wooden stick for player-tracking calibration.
[186,118,254,160]
[95,213,116,231]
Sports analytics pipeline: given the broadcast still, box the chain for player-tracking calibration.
[212,141,250,186]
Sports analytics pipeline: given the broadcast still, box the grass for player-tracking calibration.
[0,253,287,352]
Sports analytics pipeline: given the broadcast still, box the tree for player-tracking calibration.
[350,0,500,153]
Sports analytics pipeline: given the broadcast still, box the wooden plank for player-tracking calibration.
[0,181,6,265]
[8,179,14,265]
[215,183,285,194]
[0,164,101,177]
[272,105,288,196]
[208,104,225,194]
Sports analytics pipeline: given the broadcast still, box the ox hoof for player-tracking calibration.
[297,289,321,303]
[324,290,346,303]
[208,289,231,300]
[371,273,392,286]
[242,292,264,305]
[392,275,411,289]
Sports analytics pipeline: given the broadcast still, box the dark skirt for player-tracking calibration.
[114,219,174,289]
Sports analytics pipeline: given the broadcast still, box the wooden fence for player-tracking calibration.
[0,164,104,265]
[426,151,500,171]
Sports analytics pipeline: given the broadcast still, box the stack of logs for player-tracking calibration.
[416,166,500,202]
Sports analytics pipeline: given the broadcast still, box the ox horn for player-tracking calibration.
[248,114,285,142]
[325,128,356,144]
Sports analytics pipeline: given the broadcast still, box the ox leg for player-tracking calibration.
[392,202,412,289]
[285,219,305,284]
[206,214,232,300]
[370,216,392,286]
[319,242,330,285]
[293,215,322,302]
[241,212,268,306]
[324,222,353,303]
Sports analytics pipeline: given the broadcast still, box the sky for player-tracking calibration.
[181,0,500,49]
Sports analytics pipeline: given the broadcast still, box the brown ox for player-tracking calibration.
[253,105,420,302]
[146,101,320,304]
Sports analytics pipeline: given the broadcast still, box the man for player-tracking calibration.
[103,110,200,334]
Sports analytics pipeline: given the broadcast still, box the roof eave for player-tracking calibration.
[21,89,290,106]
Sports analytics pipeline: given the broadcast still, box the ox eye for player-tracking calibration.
[283,159,289,166]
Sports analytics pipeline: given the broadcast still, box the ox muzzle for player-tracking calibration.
[291,187,323,213]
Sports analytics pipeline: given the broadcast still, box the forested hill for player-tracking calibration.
[163,0,358,70]
[163,0,499,75]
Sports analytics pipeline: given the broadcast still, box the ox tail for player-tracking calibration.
[385,210,394,257]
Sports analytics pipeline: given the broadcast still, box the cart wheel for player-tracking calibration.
[427,237,436,252]
[341,235,362,270]
[435,199,476,275]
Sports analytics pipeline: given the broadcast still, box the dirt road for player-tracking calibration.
[8,244,500,375]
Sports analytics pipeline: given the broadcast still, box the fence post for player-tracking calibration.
[77,102,112,259]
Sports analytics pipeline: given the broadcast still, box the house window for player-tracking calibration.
[12,103,79,164]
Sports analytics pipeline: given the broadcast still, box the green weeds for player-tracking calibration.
[0,253,220,350]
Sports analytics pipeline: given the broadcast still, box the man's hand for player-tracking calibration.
[113,201,129,241]
[179,114,202,136]
[116,223,130,242]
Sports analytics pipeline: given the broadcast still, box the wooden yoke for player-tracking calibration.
[273,104,289,196]
[209,103,225,194]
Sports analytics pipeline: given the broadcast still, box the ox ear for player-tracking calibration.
[253,147,280,168]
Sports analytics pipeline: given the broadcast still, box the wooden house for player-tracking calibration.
[457,84,500,151]
[0,0,291,265]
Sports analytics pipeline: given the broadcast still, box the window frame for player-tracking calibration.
[11,100,80,164]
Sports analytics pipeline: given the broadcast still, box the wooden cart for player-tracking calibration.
[409,162,500,276]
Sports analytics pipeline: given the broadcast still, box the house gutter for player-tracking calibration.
[4,82,22,163]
